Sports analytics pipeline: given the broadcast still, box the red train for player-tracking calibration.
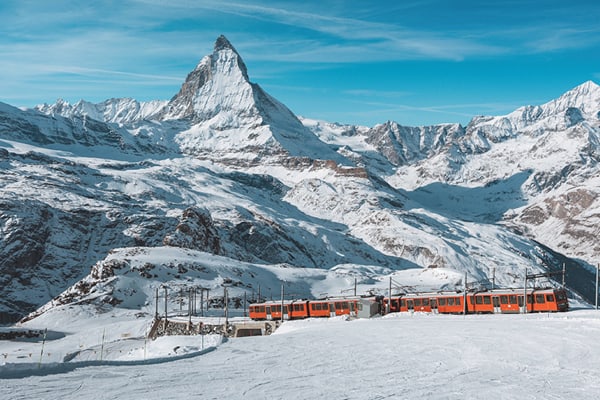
[248,287,568,321]
[383,287,569,314]
[249,298,360,320]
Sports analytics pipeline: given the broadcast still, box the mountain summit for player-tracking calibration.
[158,35,346,163]
[159,35,251,122]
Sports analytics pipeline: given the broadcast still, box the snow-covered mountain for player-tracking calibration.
[35,97,168,125]
[2,35,599,323]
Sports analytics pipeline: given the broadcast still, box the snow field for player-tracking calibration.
[2,310,600,399]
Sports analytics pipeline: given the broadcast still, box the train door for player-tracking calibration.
[430,298,438,314]
[266,306,272,320]
[492,296,501,313]
[283,305,289,320]
[407,299,414,312]
[329,303,336,317]
[350,302,356,317]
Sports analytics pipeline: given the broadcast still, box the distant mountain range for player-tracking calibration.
[2,35,599,322]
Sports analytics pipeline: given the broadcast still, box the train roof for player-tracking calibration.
[390,287,564,298]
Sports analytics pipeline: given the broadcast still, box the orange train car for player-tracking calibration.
[249,298,359,320]
[249,300,310,321]
[466,288,568,314]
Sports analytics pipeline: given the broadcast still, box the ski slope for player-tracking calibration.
[2,308,600,399]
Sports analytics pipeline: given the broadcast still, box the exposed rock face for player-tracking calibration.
[364,121,465,165]
[163,207,221,254]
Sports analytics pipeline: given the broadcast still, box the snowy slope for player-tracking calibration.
[3,35,599,323]
[2,303,600,399]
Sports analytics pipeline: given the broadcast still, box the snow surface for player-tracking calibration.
[2,305,600,399]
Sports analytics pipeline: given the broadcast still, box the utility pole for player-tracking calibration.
[463,272,467,315]
[492,267,495,290]
[179,288,183,313]
[163,286,168,332]
[281,282,285,322]
[200,288,204,317]
[523,268,528,314]
[387,276,392,314]
[188,288,192,327]
[354,277,357,297]
[206,289,210,312]
[154,287,159,319]
[562,263,566,288]
[244,291,247,317]
[596,263,600,310]
[224,286,229,328]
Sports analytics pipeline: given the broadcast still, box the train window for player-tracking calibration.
[500,296,508,304]
[483,296,491,304]
[414,299,422,306]
[518,296,524,306]
[335,302,342,310]
[342,302,349,309]
[536,294,545,303]
[557,292,566,300]
[475,296,483,304]
[401,300,406,307]
[509,295,517,304]
[455,297,461,306]
[448,298,454,306]
[423,298,430,306]
[527,295,533,304]
[546,294,555,302]
[439,298,446,306]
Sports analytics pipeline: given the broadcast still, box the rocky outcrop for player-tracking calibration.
[163,207,221,254]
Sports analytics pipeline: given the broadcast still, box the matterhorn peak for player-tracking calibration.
[157,36,348,163]
[214,34,235,52]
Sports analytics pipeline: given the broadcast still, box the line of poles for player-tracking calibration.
[153,262,600,322]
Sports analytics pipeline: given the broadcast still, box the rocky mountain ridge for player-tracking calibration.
[2,36,599,322]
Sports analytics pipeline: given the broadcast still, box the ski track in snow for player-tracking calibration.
[2,311,600,399]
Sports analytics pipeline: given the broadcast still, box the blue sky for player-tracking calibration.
[1,0,599,127]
